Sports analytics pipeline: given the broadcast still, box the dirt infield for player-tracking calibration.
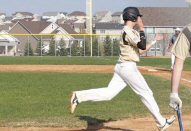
[0,65,191,131]
[0,114,190,131]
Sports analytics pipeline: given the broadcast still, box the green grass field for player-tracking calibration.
[0,56,190,70]
[0,72,190,127]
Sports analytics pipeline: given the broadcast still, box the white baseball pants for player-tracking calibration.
[75,61,166,126]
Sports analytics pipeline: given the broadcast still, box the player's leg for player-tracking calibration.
[119,63,175,129]
[75,72,126,102]
[70,64,127,113]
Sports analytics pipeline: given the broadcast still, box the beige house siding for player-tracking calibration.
[9,23,39,54]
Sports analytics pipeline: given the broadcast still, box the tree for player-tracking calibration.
[71,40,80,56]
[113,39,120,56]
[24,42,33,56]
[103,36,112,56]
[49,37,56,56]
[57,39,67,56]
[92,37,99,56]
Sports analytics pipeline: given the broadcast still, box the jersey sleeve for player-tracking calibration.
[124,30,141,47]
[171,32,190,60]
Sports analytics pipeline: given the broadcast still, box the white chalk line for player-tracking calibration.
[182,78,191,83]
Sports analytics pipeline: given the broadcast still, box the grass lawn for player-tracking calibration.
[0,72,190,127]
[0,56,190,70]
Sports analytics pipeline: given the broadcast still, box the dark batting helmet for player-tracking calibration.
[123,7,142,22]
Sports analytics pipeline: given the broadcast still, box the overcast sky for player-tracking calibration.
[0,0,189,15]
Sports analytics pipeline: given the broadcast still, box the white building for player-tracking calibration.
[0,31,20,56]
[95,11,112,23]
[12,12,34,20]
[69,11,86,20]
[0,13,6,20]
[42,12,67,23]
[94,23,123,42]
[112,12,123,24]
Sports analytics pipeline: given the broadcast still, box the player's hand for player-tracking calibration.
[136,17,144,31]
[155,34,163,41]
[150,40,157,45]
[170,93,182,111]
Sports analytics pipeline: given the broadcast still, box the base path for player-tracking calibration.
[0,115,190,131]
[0,65,190,88]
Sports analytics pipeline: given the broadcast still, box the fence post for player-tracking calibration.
[90,36,93,57]
[27,36,29,56]
[70,40,72,56]
[98,36,99,57]
[111,40,114,56]
[55,40,56,56]
[84,36,86,56]
[41,36,42,57]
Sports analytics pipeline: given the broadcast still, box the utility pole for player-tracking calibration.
[186,0,191,7]
[86,0,93,56]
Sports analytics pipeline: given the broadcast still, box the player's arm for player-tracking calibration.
[139,40,156,55]
[170,28,190,110]
[137,31,146,50]
[137,17,146,50]
[139,34,163,55]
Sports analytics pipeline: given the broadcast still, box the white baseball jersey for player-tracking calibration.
[172,23,191,60]
[119,26,140,62]
[74,25,167,127]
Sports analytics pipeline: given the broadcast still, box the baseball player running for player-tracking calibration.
[71,7,175,131]
[168,28,181,70]
[170,23,191,111]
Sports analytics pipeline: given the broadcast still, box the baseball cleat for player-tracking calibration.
[158,115,176,131]
[70,92,79,114]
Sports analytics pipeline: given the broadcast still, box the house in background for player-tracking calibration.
[4,16,13,24]
[94,23,123,42]
[111,12,122,24]
[73,19,86,33]
[138,7,191,34]
[69,11,86,20]
[8,21,50,54]
[95,11,112,23]
[8,20,82,55]
[0,23,14,32]
[12,12,34,20]
[42,12,68,23]
[32,14,42,21]
[0,31,19,56]
[0,13,6,22]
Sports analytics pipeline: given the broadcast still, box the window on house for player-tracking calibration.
[145,28,154,34]
[100,30,105,33]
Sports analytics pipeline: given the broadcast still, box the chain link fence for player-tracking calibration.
[0,33,174,57]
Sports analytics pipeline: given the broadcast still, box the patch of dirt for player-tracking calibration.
[0,114,190,131]
[0,65,190,88]
[0,65,114,73]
